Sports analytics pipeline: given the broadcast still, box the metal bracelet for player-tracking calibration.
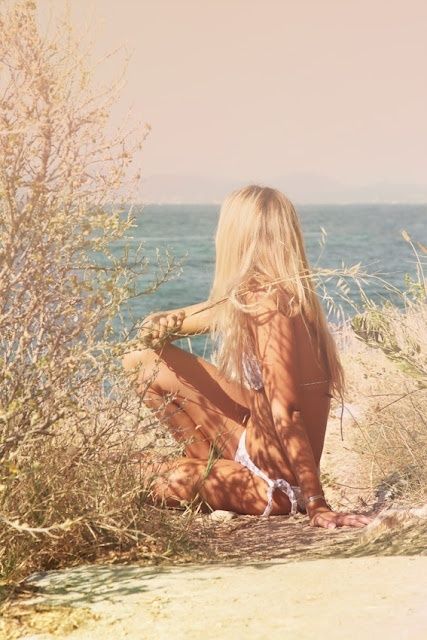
[305,494,326,505]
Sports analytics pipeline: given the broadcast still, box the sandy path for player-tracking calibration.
[3,556,425,640]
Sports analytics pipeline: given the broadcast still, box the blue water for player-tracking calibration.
[113,204,426,357]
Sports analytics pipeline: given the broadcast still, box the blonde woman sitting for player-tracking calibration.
[123,185,372,529]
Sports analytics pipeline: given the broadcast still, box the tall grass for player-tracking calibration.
[335,233,427,505]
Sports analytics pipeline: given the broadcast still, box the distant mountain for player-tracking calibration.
[141,172,427,204]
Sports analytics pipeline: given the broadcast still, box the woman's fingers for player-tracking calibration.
[176,310,185,327]
[311,514,336,529]
[139,310,186,346]
[167,314,177,330]
[310,511,373,529]
[166,311,185,332]
[338,513,373,526]
[157,317,169,339]
[139,315,160,346]
[338,513,373,527]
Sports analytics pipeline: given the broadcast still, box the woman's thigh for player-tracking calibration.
[147,457,292,516]
[124,342,252,460]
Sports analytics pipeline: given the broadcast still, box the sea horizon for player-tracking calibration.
[115,202,426,358]
[140,200,427,207]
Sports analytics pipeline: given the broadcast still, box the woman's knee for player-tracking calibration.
[122,348,148,372]
[149,459,203,506]
[122,348,163,390]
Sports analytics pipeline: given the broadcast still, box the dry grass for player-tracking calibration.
[0,0,197,594]
[0,391,203,588]
[334,254,427,507]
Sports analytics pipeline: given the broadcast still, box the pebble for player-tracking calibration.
[209,510,238,522]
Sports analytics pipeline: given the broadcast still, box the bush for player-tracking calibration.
[0,0,190,587]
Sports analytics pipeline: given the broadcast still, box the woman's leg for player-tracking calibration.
[145,456,293,516]
[123,342,251,460]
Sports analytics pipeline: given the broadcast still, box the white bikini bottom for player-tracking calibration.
[234,429,305,517]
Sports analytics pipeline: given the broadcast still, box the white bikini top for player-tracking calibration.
[242,351,264,391]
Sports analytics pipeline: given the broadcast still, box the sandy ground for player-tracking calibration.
[3,556,427,640]
[2,413,426,640]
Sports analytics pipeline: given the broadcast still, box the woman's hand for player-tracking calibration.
[309,508,373,529]
[139,310,186,348]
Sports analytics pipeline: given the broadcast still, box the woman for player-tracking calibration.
[123,185,372,529]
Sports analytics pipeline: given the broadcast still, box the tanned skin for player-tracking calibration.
[123,299,372,529]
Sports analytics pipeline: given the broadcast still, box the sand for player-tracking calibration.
[2,413,426,640]
[2,556,425,640]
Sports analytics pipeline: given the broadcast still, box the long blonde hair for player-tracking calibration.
[208,184,345,397]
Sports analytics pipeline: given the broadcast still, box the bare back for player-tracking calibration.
[245,304,332,481]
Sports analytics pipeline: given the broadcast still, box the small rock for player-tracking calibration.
[209,510,238,522]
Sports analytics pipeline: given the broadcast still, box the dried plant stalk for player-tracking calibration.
[0,0,192,587]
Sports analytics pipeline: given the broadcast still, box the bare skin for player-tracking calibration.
[123,299,372,529]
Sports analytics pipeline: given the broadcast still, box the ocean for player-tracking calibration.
[114,203,426,357]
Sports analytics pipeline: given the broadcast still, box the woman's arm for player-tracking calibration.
[249,301,323,500]
[249,298,372,528]
[139,300,212,347]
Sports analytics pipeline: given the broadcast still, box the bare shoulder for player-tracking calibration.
[242,288,298,360]
[243,286,293,323]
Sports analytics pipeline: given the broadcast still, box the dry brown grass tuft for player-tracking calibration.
[335,251,426,508]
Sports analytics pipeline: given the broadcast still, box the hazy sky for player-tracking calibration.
[43,0,427,199]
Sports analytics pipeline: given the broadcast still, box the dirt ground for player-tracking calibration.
[3,556,427,640]
[2,413,426,640]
